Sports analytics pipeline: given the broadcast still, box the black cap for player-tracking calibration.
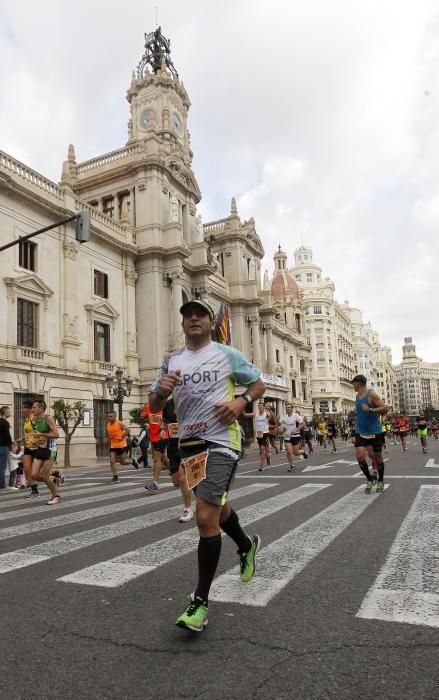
[352,374,367,385]
[179,299,215,321]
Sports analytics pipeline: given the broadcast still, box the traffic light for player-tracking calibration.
[75,210,91,243]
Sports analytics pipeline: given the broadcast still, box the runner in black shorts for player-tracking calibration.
[243,401,272,470]
[352,375,388,494]
[162,398,193,522]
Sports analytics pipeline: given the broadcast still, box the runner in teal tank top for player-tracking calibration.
[352,374,388,494]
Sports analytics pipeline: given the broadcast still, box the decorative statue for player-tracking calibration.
[169,193,179,223]
[195,214,204,242]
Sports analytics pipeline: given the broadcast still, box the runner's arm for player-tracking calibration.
[43,416,59,439]
[365,391,388,415]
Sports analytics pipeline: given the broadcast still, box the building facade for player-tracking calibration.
[395,337,439,416]
[0,28,311,460]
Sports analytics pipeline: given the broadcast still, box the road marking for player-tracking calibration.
[0,483,274,574]
[356,485,439,628]
[425,458,439,468]
[209,485,382,606]
[58,484,330,588]
[0,487,185,541]
[302,459,357,473]
[0,482,106,505]
[0,483,168,523]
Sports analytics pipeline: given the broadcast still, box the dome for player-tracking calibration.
[271,270,300,300]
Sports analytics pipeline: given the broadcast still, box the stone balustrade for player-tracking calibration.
[19,347,45,361]
[76,144,142,174]
[74,200,130,240]
[0,151,62,199]
[203,218,228,234]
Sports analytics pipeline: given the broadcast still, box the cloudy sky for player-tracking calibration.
[1,0,438,363]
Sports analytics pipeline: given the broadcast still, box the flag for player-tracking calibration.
[214,302,232,345]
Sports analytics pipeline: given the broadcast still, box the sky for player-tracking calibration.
[1,0,438,364]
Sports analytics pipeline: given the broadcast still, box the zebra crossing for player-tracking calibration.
[1,478,438,630]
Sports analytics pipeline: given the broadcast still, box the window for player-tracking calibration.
[295,274,302,282]
[94,270,109,299]
[317,351,325,362]
[17,298,38,348]
[290,355,294,368]
[275,349,280,363]
[19,240,37,271]
[94,322,110,362]
[291,380,297,398]
[316,335,323,345]
[302,382,307,401]
[314,306,322,315]
[102,197,114,218]
[306,273,312,283]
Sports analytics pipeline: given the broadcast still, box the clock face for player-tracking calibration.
[139,108,156,130]
[171,112,183,137]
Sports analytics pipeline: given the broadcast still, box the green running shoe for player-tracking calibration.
[239,534,261,582]
[376,481,384,493]
[175,595,208,632]
[365,480,373,494]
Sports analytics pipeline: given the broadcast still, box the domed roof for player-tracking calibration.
[271,270,300,301]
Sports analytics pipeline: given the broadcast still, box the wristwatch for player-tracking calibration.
[239,392,253,404]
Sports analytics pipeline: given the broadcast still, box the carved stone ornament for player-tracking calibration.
[63,240,80,259]
[125,269,138,286]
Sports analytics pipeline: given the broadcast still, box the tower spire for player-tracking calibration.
[137,27,178,79]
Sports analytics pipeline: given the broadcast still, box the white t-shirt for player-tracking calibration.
[150,341,261,452]
[254,412,269,435]
[280,413,302,438]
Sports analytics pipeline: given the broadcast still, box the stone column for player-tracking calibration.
[266,324,275,374]
[124,267,139,377]
[62,240,81,369]
[250,315,262,369]
[170,270,184,349]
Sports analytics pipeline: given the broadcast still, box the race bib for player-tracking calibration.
[168,423,179,439]
[149,414,161,425]
[183,450,208,490]
[256,430,264,438]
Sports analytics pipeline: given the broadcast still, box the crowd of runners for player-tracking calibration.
[0,297,437,633]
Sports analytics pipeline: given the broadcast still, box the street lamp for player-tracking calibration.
[105,367,133,420]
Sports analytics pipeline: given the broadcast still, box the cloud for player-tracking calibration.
[0,0,438,363]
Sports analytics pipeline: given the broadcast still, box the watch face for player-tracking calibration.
[139,108,156,129]
[171,112,183,137]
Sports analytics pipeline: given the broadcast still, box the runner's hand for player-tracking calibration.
[215,399,245,425]
[361,404,370,412]
[157,370,181,398]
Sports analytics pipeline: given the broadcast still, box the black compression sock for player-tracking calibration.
[194,534,222,603]
[220,509,250,553]
[358,461,370,480]
[377,461,385,482]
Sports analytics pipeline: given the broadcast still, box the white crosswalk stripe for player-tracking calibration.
[209,485,389,606]
[356,485,439,628]
[0,483,273,574]
[0,483,168,523]
[58,483,330,588]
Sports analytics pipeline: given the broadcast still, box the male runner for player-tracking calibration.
[279,403,307,472]
[318,418,328,448]
[302,417,314,454]
[106,410,133,483]
[430,417,438,440]
[244,401,272,471]
[415,411,428,454]
[30,400,61,504]
[265,401,279,454]
[326,416,338,453]
[143,404,169,492]
[394,411,409,451]
[149,298,265,632]
[162,397,193,522]
[352,375,388,494]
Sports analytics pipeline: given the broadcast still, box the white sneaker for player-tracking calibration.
[179,507,193,523]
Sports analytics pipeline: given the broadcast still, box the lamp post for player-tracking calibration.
[105,367,133,420]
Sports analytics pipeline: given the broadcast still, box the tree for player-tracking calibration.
[52,399,86,468]
[129,407,145,426]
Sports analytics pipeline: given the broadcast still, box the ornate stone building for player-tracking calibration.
[395,337,439,416]
[0,28,310,460]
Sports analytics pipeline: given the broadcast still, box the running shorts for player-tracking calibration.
[256,433,269,448]
[417,428,428,438]
[167,442,181,475]
[151,439,168,454]
[355,433,385,451]
[110,447,127,456]
[191,449,238,506]
[32,447,52,461]
[290,435,302,445]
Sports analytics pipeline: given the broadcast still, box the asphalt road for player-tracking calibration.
[1,436,439,699]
